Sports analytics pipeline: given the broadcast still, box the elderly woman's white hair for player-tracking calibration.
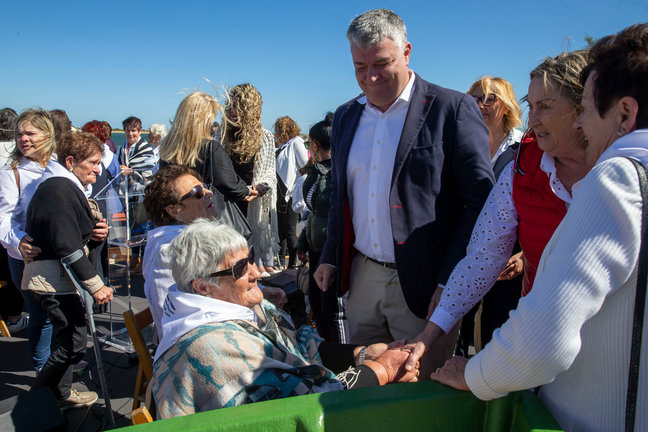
[149,123,168,139]
[169,219,248,294]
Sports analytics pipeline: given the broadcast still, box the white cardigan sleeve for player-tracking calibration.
[430,162,519,332]
[0,167,27,257]
[465,158,642,400]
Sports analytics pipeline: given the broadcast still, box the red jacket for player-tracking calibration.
[512,132,567,295]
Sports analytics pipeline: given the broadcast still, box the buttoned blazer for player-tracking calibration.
[320,73,494,318]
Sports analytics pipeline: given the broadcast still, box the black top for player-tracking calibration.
[26,177,101,283]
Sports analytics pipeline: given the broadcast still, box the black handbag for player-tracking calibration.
[201,140,253,241]
[625,157,647,432]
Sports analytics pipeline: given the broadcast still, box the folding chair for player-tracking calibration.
[131,406,153,425]
[123,307,154,411]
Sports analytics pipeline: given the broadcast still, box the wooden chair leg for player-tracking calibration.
[131,406,153,425]
[0,320,10,337]
[132,366,144,411]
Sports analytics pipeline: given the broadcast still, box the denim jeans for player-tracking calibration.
[8,257,52,370]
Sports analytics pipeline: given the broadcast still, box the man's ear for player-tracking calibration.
[164,204,180,221]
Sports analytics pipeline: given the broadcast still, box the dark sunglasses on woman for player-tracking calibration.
[472,93,497,106]
[208,247,255,280]
[180,184,209,201]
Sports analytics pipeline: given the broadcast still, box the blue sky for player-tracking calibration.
[2,1,646,133]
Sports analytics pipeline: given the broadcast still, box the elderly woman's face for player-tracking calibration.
[574,72,621,166]
[527,77,585,158]
[204,248,263,308]
[174,174,217,223]
[69,151,102,186]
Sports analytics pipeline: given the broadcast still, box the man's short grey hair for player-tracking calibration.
[169,219,248,294]
[149,123,168,139]
[346,9,408,51]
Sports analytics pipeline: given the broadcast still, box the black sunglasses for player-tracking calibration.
[180,184,209,201]
[207,247,255,280]
[472,93,498,106]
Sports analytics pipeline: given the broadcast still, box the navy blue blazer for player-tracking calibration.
[320,73,495,319]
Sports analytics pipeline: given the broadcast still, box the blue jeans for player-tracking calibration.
[8,257,52,370]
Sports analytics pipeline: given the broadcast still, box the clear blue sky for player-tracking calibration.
[2,1,646,133]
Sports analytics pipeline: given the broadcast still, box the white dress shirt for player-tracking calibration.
[346,72,415,263]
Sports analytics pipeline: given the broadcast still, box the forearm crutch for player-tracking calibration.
[61,250,115,426]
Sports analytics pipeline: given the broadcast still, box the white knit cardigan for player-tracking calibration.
[465,129,648,432]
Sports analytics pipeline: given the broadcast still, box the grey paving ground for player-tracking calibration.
[0,273,149,431]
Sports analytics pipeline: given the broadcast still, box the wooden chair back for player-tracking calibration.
[123,308,154,411]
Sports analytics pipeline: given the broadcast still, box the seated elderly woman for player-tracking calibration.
[152,220,418,418]
[143,165,285,341]
[431,24,648,432]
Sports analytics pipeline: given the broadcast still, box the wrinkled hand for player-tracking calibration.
[430,356,470,391]
[244,187,259,202]
[297,249,308,263]
[402,321,445,372]
[497,251,524,281]
[426,284,444,320]
[263,286,287,309]
[92,285,114,305]
[18,235,41,263]
[314,264,336,292]
[371,341,419,384]
[92,219,109,242]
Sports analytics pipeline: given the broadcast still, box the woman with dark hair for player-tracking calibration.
[0,107,17,166]
[274,116,308,270]
[295,113,343,342]
[23,131,113,409]
[48,109,72,143]
[432,24,648,432]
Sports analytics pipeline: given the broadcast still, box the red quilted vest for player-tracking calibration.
[512,132,567,296]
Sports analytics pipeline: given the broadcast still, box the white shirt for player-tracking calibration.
[143,224,185,340]
[276,136,308,200]
[491,129,523,166]
[431,152,572,333]
[0,157,53,259]
[465,129,648,432]
[346,71,415,262]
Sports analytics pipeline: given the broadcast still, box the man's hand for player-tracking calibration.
[314,264,336,292]
[91,219,109,242]
[497,251,524,281]
[426,284,444,319]
[18,235,41,263]
[92,285,114,305]
[402,321,445,372]
[367,341,419,384]
[430,356,470,391]
[262,286,287,309]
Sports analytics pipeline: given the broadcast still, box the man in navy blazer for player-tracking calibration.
[314,9,494,371]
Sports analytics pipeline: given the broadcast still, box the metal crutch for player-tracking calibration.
[61,250,115,426]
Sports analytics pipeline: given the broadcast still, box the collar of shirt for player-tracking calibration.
[540,152,573,206]
[491,129,523,166]
[357,70,416,114]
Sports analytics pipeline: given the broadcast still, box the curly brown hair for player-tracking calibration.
[224,83,264,164]
[144,165,203,227]
[273,116,301,146]
[57,131,103,165]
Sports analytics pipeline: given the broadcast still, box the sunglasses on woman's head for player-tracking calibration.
[180,184,209,201]
[208,247,255,280]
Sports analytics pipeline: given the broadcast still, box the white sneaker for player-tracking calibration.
[58,389,98,410]
[7,314,28,333]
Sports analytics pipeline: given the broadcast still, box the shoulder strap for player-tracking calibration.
[12,166,20,197]
[626,157,648,432]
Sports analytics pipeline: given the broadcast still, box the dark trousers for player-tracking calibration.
[31,293,87,400]
[307,251,343,343]
[277,198,298,268]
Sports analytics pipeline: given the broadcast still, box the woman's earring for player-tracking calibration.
[618,127,626,136]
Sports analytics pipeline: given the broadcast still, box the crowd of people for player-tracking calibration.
[1,8,647,432]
